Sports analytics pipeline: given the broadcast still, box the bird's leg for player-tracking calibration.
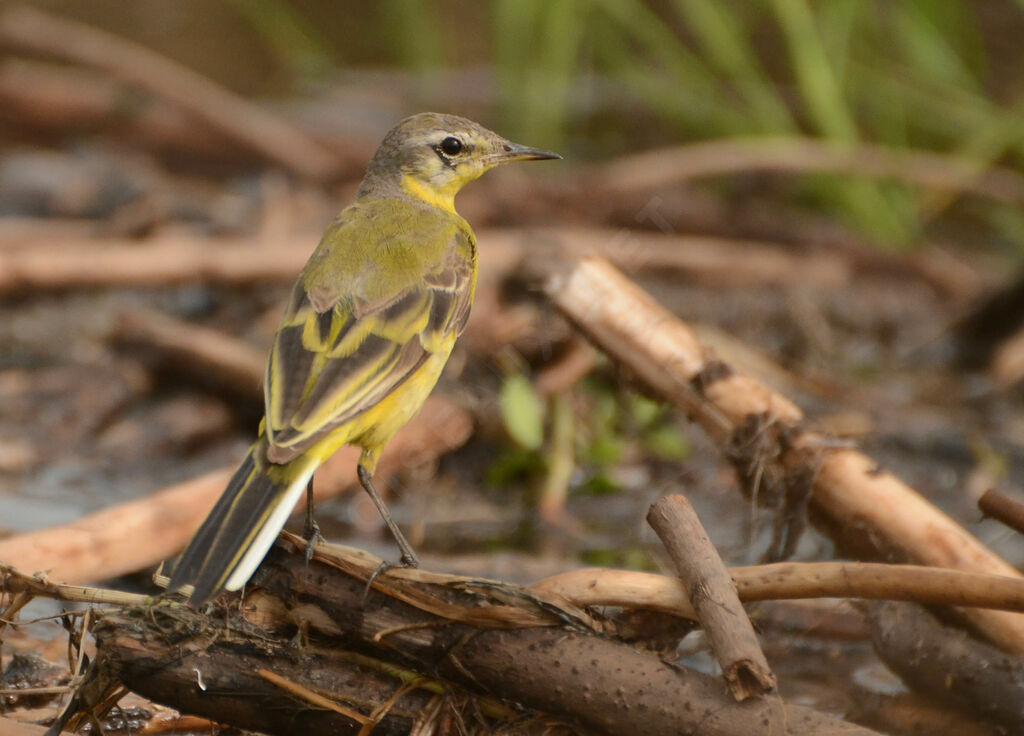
[303,475,323,564]
[357,463,419,568]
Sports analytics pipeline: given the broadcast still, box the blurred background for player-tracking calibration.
[3,2,1024,730]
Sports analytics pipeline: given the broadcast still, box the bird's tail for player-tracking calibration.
[168,439,316,605]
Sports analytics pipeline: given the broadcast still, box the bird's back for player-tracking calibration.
[263,196,477,464]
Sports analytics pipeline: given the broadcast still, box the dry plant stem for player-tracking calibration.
[647,495,775,700]
[0,6,339,180]
[0,397,471,585]
[114,308,266,401]
[868,601,1024,731]
[978,489,1024,535]
[597,137,1024,206]
[532,563,1024,620]
[0,563,149,607]
[0,233,313,292]
[545,257,1024,653]
[94,541,882,736]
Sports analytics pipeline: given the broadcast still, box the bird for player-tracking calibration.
[168,113,559,605]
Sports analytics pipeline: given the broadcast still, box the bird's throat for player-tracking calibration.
[400,174,458,214]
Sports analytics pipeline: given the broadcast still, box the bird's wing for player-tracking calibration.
[263,202,475,461]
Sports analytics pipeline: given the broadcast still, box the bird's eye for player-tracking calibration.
[440,136,463,156]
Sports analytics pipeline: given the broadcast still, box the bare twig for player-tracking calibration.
[90,538,883,736]
[978,489,1024,536]
[532,563,1024,620]
[0,233,312,292]
[0,6,341,180]
[647,495,775,700]
[544,256,1024,653]
[597,137,1024,206]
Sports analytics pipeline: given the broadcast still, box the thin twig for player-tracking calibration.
[647,495,776,700]
[598,136,1024,205]
[257,668,371,724]
[532,562,1024,619]
[978,489,1024,536]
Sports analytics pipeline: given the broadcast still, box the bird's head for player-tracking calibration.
[359,112,560,212]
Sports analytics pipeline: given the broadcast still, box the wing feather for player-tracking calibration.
[263,201,476,462]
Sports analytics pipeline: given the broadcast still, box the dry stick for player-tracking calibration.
[544,257,1024,653]
[0,228,853,295]
[0,396,471,585]
[94,539,883,736]
[531,563,1024,619]
[0,233,313,292]
[647,495,776,700]
[978,489,1024,536]
[868,601,1024,731]
[0,226,982,304]
[597,137,1024,205]
[0,6,340,180]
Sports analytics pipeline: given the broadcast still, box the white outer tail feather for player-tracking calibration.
[223,465,316,591]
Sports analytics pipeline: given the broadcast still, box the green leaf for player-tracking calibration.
[499,374,545,450]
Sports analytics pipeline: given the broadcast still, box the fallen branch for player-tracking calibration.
[0,396,471,585]
[545,255,1024,652]
[84,538,882,736]
[0,227,852,294]
[868,601,1024,731]
[0,6,340,180]
[531,563,1024,619]
[647,495,775,700]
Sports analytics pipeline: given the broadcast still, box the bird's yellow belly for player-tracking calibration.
[307,339,455,469]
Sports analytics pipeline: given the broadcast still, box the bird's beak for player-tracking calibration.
[491,141,562,164]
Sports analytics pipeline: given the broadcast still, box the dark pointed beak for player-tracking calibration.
[492,141,562,164]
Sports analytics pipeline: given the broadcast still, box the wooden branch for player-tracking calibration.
[0,227,860,295]
[0,233,312,292]
[544,256,1024,653]
[0,397,471,585]
[88,539,882,736]
[978,489,1024,536]
[531,563,1024,619]
[0,6,340,180]
[597,137,1024,206]
[647,495,775,700]
[868,601,1024,731]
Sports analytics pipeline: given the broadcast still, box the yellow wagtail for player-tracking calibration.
[169,113,559,604]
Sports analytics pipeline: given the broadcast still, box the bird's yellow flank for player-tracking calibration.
[169,113,559,604]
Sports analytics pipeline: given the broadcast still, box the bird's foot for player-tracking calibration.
[360,554,418,607]
[303,520,323,565]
